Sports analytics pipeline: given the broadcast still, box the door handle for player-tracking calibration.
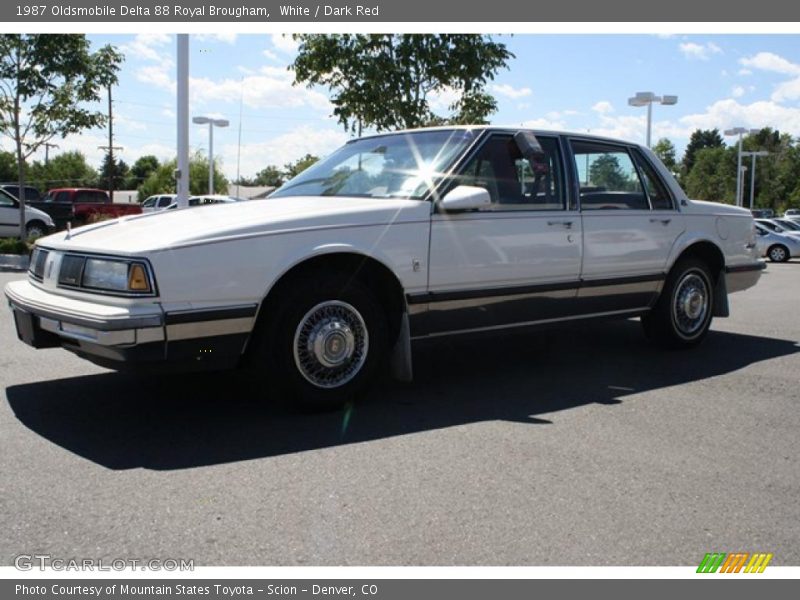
[547,220,573,229]
[649,218,672,225]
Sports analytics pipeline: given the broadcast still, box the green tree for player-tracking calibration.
[0,149,15,181]
[137,151,227,200]
[0,34,123,237]
[292,34,513,132]
[252,165,284,187]
[684,146,736,203]
[589,154,629,190]
[96,154,129,192]
[652,138,678,174]
[284,154,319,180]
[27,150,98,191]
[125,154,160,190]
[682,128,724,174]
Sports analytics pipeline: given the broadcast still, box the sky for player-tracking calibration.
[6,33,800,184]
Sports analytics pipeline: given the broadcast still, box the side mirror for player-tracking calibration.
[440,185,491,212]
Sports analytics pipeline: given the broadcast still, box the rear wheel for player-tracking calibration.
[251,272,387,410]
[642,258,714,348]
[767,244,789,263]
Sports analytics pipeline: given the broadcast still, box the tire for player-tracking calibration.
[250,272,388,410]
[642,258,714,349]
[25,221,47,240]
[767,244,789,263]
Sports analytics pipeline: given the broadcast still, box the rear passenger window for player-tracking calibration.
[632,150,674,210]
[571,141,649,211]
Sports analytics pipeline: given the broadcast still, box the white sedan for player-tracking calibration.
[5,127,764,408]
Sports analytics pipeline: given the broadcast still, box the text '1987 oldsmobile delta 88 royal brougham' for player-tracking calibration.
[5,127,764,408]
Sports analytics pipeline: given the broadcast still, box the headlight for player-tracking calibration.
[29,247,49,281]
[58,254,156,296]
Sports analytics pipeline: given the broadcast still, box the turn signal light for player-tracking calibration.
[128,264,150,292]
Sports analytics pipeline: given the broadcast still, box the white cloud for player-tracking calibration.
[740,52,800,76]
[190,66,330,111]
[773,78,800,102]
[520,117,566,130]
[262,49,279,62]
[738,68,753,76]
[679,41,722,61]
[591,101,614,114]
[136,64,174,93]
[220,125,348,179]
[491,83,532,99]
[271,34,299,54]
[195,33,238,44]
[732,86,745,98]
[120,34,171,62]
[680,98,800,136]
[739,52,800,103]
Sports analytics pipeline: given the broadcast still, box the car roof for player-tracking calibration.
[351,125,640,148]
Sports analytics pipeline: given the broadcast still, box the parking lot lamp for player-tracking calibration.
[627,92,678,148]
[724,127,760,207]
[741,150,769,210]
[193,116,229,194]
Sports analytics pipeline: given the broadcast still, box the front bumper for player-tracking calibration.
[5,280,256,372]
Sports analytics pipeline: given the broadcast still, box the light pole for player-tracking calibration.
[193,116,229,194]
[741,150,769,210]
[627,92,678,148]
[724,127,760,207]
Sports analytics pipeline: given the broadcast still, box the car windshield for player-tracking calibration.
[271,129,477,200]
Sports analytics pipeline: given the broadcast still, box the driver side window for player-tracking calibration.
[454,135,565,211]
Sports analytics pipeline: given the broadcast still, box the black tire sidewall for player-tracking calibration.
[768,245,788,263]
[266,274,387,409]
[666,261,714,344]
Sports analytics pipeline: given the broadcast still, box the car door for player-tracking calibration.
[570,139,685,312]
[421,133,582,335]
[0,189,20,237]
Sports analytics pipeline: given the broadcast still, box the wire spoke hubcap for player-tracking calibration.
[672,272,708,336]
[293,300,369,389]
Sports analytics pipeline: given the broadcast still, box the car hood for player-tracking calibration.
[26,204,54,224]
[36,196,431,255]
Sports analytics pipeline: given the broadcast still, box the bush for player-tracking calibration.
[0,238,30,255]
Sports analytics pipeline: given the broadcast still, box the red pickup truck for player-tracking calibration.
[33,188,142,229]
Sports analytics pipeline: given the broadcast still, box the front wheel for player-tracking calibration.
[25,221,47,240]
[642,258,714,348]
[252,273,388,410]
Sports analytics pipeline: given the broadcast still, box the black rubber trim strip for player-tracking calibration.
[164,305,257,325]
[725,262,766,273]
[407,273,665,305]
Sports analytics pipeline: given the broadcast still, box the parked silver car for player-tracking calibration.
[755,218,800,239]
[755,222,800,262]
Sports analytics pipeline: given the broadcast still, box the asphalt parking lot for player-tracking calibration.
[1,264,798,566]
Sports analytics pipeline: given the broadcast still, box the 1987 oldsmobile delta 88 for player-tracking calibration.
[5,127,764,408]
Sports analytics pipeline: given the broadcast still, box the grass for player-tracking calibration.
[0,238,32,255]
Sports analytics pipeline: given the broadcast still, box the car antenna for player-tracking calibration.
[65,222,71,240]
